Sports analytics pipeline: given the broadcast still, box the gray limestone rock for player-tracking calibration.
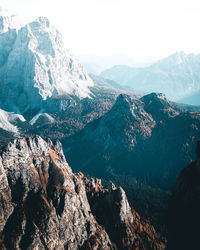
[0,136,113,249]
[0,15,94,114]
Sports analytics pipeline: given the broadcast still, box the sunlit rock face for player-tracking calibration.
[0,135,165,249]
[0,15,93,114]
[0,136,113,249]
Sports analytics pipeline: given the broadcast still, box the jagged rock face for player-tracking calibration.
[0,156,13,233]
[62,92,200,188]
[167,141,200,250]
[0,15,93,114]
[0,135,164,249]
[83,178,166,249]
[0,136,112,249]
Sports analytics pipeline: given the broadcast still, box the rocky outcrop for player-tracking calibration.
[167,141,200,250]
[0,135,164,249]
[83,178,165,249]
[0,136,112,249]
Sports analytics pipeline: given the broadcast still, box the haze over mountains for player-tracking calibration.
[78,54,158,75]
[100,51,200,105]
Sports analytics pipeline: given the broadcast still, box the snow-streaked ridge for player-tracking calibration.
[30,113,55,126]
[0,109,25,133]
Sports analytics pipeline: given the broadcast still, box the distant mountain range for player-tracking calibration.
[178,90,200,105]
[100,51,200,104]
[78,54,157,74]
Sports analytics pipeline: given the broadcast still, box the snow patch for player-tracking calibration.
[0,15,94,113]
[0,15,21,33]
[0,109,25,133]
[30,113,55,126]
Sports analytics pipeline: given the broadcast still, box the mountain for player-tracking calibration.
[178,90,200,105]
[78,54,157,74]
[167,141,200,250]
[0,81,122,149]
[100,51,200,103]
[81,62,104,75]
[0,15,21,33]
[62,92,200,189]
[0,135,165,249]
[0,108,25,134]
[100,65,142,86]
[90,74,136,92]
[0,15,93,114]
[0,108,27,146]
[173,102,200,113]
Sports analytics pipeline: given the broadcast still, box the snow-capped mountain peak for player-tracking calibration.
[0,15,94,113]
[0,14,21,33]
[0,109,25,134]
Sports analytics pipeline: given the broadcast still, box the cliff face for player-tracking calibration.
[0,15,93,114]
[167,141,200,250]
[0,135,165,249]
[0,135,112,249]
[83,179,166,249]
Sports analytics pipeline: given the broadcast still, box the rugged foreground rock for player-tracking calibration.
[167,141,200,250]
[0,135,165,249]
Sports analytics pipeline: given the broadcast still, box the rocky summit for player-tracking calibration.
[0,15,93,114]
[0,135,165,249]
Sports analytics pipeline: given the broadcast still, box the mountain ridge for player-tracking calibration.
[100,51,200,103]
[62,92,200,189]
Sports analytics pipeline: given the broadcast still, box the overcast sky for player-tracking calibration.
[1,0,200,59]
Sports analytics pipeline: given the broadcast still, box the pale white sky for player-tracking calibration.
[1,0,200,58]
